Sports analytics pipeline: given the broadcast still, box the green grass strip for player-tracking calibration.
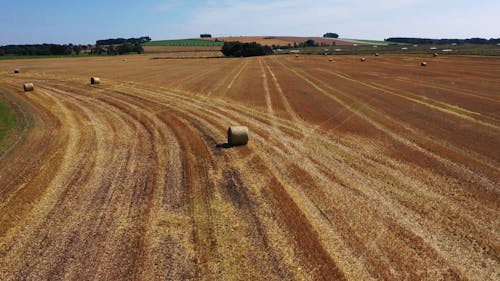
[0,100,16,144]
[144,39,223,47]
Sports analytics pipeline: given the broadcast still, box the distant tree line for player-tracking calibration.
[0,35,151,57]
[0,44,89,56]
[286,40,335,48]
[385,37,500,45]
[221,42,272,57]
[92,36,148,55]
[90,43,143,55]
[323,33,339,38]
[0,42,144,56]
[96,36,151,46]
[269,39,336,50]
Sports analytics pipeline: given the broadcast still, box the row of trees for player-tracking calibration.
[96,36,151,46]
[90,43,143,55]
[0,42,144,56]
[269,40,336,50]
[221,42,272,57]
[0,44,90,56]
[296,40,335,48]
[385,37,500,45]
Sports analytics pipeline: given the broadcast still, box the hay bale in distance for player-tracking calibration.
[23,83,34,92]
[421,61,428,67]
[375,53,379,56]
[329,58,333,62]
[295,54,299,58]
[14,69,20,74]
[361,57,366,62]
[227,126,248,146]
[433,53,439,57]
[90,77,101,85]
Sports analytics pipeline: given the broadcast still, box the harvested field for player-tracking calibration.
[211,36,358,46]
[0,54,499,281]
[211,36,293,46]
[143,45,222,55]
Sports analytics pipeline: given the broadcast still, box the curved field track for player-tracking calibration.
[0,54,499,281]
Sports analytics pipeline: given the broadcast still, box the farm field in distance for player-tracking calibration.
[0,54,499,280]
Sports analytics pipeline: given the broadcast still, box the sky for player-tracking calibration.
[1,0,499,45]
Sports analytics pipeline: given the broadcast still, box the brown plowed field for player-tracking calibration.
[0,54,499,280]
[211,36,356,46]
[143,46,222,57]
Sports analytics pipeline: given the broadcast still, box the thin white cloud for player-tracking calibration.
[153,0,500,39]
[174,0,436,38]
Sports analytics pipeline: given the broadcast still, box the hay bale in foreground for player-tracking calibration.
[227,126,248,146]
[361,57,366,62]
[23,83,34,92]
[90,77,101,85]
[14,69,20,74]
[421,62,427,66]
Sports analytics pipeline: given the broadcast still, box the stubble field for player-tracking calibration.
[0,54,499,280]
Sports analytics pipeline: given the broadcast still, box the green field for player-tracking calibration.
[143,39,223,47]
[0,100,15,145]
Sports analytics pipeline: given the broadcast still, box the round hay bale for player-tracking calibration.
[227,126,248,146]
[374,53,379,56]
[295,54,299,58]
[23,83,34,92]
[329,58,333,62]
[421,61,427,67]
[360,57,366,62]
[433,53,438,57]
[14,69,20,74]
[90,77,101,85]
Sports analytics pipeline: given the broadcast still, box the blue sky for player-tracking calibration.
[1,0,498,45]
